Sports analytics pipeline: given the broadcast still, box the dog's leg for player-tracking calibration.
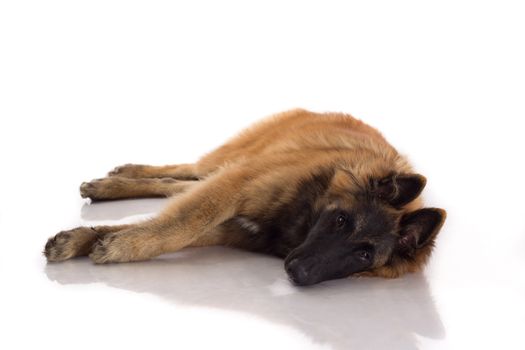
[79,177,197,200]
[108,163,202,180]
[88,170,246,264]
[44,225,133,262]
[44,223,226,263]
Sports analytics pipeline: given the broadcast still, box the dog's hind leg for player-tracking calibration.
[108,163,203,180]
[44,225,133,262]
[79,177,197,201]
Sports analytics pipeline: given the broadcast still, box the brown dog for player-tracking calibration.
[44,109,445,285]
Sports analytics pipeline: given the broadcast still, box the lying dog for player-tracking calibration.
[44,109,446,286]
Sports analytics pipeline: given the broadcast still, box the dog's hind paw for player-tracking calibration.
[108,164,147,178]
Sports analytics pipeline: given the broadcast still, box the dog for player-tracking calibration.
[44,109,446,286]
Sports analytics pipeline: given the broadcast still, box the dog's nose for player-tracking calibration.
[285,258,310,285]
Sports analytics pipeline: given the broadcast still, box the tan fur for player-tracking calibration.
[108,163,200,180]
[80,177,196,200]
[44,109,441,278]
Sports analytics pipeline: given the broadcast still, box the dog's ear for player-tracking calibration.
[397,208,446,257]
[374,174,427,207]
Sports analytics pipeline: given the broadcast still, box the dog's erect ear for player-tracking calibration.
[374,174,427,207]
[397,208,446,256]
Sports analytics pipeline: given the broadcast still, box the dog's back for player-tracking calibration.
[198,109,404,173]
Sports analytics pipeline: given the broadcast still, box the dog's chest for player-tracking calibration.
[222,210,312,258]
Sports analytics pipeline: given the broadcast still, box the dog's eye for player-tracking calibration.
[336,215,346,227]
[357,250,371,262]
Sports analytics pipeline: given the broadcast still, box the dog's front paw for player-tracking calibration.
[44,227,97,262]
[44,231,74,262]
[89,233,131,264]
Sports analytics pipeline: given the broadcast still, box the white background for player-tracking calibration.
[1,1,524,349]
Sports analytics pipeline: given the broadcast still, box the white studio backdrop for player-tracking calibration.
[1,1,524,350]
[2,1,524,162]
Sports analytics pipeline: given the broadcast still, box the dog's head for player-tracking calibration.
[284,172,446,286]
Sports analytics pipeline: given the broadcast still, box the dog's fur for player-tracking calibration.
[44,109,446,285]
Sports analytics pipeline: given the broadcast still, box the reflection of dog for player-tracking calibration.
[44,109,446,285]
[45,247,445,350]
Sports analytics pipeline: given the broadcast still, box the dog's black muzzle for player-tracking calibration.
[284,255,322,286]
